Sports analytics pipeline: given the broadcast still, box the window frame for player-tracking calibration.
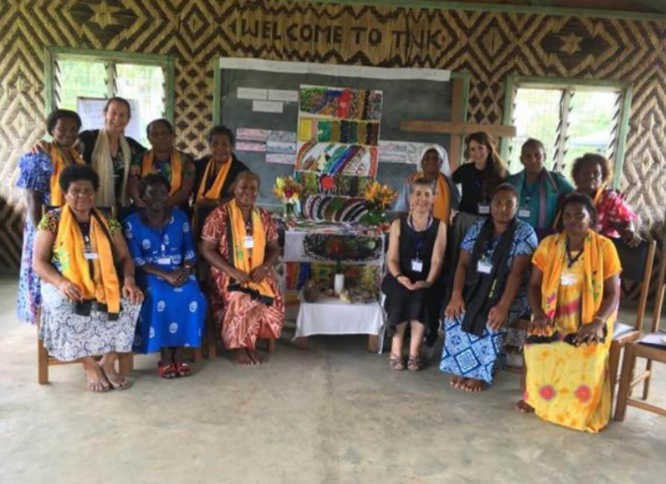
[500,75,633,189]
[44,46,175,126]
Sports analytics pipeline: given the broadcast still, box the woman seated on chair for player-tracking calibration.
[17,109,84,325]
[200,171,284,365]
[123,174,207,379]
[392,145,459,223]
[32,164,144,392]
[440,184,537,392]
[517,193,622,433]
[383,178,447,371]
[570,153,639,246]
[194,125,249,205]
[127,118,196,210]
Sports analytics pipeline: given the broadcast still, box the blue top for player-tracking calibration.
[461,218,538,269]
[123,208,196,270]
[16,152,53,207]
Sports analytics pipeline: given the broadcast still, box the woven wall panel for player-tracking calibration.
[0,0,665,269]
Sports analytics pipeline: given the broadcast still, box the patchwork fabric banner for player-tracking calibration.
[299,86,383,120]
[295,142,378,177]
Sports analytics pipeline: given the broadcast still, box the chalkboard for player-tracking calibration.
[217,59,453,207]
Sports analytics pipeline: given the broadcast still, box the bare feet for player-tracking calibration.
[247,349,266,365]
[450,376,468,390]
[515,400,535,413]
[463,379,485,393]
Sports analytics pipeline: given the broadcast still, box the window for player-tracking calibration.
[501,76,632,187]
[45,48,174,146]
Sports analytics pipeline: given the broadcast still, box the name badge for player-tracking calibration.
[518,208,531,218]
[561,272,577,286]
[156,257,171,265]
[478,204,490,215]
[244,236,254,249]
[477,260,493,274]
[411,259,424,273]
[84,252,99,260]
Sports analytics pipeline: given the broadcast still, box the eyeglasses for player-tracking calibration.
[68,189,95,198]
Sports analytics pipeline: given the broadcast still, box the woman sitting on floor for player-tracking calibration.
[440,184,537,392]
[127,118,196,210]
[383,178,447,371]
[17,109,84,325]
[517,193,621,433]
[392,144,459,223]
[569,153,639,246]
[32,165,143,392]
[200,171,284,365]
[123,174,207,379]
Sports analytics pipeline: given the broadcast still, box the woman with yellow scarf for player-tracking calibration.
[127,119,196,210]
[33,165,144,392]
[17,110,84,325]
[393,144,459,223]
[517,193,622,432]
[200,171,284,365]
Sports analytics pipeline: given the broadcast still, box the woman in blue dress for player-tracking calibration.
[440,184,537,392]
[123,174,206,378]
[16,109,84,324]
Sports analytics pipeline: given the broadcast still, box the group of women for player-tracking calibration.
[16,96,639,433]
[17,97,280,391]
[383,133,637,433]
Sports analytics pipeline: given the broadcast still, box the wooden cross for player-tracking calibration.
[400,78,517,171]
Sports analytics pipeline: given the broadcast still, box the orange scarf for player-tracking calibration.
[228,199,274,298]
[53,206,120,315]
[197,157,232,202]
[141,150,182,196]
[50,145,84,206]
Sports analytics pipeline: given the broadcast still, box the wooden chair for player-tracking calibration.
[614,240,666,420]
[37,205,133,383]
[608,238,656,401]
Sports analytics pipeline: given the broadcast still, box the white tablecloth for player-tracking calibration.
[294,298,385,339]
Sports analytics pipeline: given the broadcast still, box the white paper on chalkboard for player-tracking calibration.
[237,87,267,100]
[252,100,284,113]
[266,153,296,165]
[76,97,141,141]
[268,89,299,103]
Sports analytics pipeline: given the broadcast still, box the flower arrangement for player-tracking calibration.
[273,177,303,222]
[360,181,397,230]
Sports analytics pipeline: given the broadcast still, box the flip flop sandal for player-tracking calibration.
[100,368,133,390]
[86,378,110,393]
[176,362,192,377]
[158,362,178,380]
[407,356,422,372]
[389,354,405,371]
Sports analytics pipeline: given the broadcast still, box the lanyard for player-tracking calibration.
[565,238,584,268]
[409,215,432,260]
[522,177,540,204]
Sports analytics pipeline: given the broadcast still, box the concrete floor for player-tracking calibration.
[1,275,666,484]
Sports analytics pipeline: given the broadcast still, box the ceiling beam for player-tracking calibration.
[528,1,555,6]
[634,0,666,14]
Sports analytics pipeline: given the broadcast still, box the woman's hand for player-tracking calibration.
[487,304,509,331]
[250,264,270,284]
[164,268,189,287]
[412,280,432,290]
[575,319,606,345]
[529,313,553,336]
[58,278,83,302]
[231,268,252,285]
[31,140,50,155]
[621,228,641,248]
[396,275,415,291]
[445,293,465,319]
[122,277,144,304]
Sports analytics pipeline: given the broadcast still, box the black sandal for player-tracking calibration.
[407,356,422,372]
[389,354,405,370]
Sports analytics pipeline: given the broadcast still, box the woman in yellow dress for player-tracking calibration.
[517,193,621,432]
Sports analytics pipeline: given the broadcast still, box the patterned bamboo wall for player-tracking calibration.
[1,0,665,271]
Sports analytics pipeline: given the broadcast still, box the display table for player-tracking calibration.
[294,297,385,352]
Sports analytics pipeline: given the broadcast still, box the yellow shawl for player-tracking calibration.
[197,157,232,202]
[228,199,274,298]
[50,145,84,206]
[54,206,121,314]
[141,150,182,196]
[411,172,450,221]
[539,230,620,329]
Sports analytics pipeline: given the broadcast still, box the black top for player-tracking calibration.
[397,214,440,282]
[78,130,146,202]
[452,163,505,215]
[193,155,249,201]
